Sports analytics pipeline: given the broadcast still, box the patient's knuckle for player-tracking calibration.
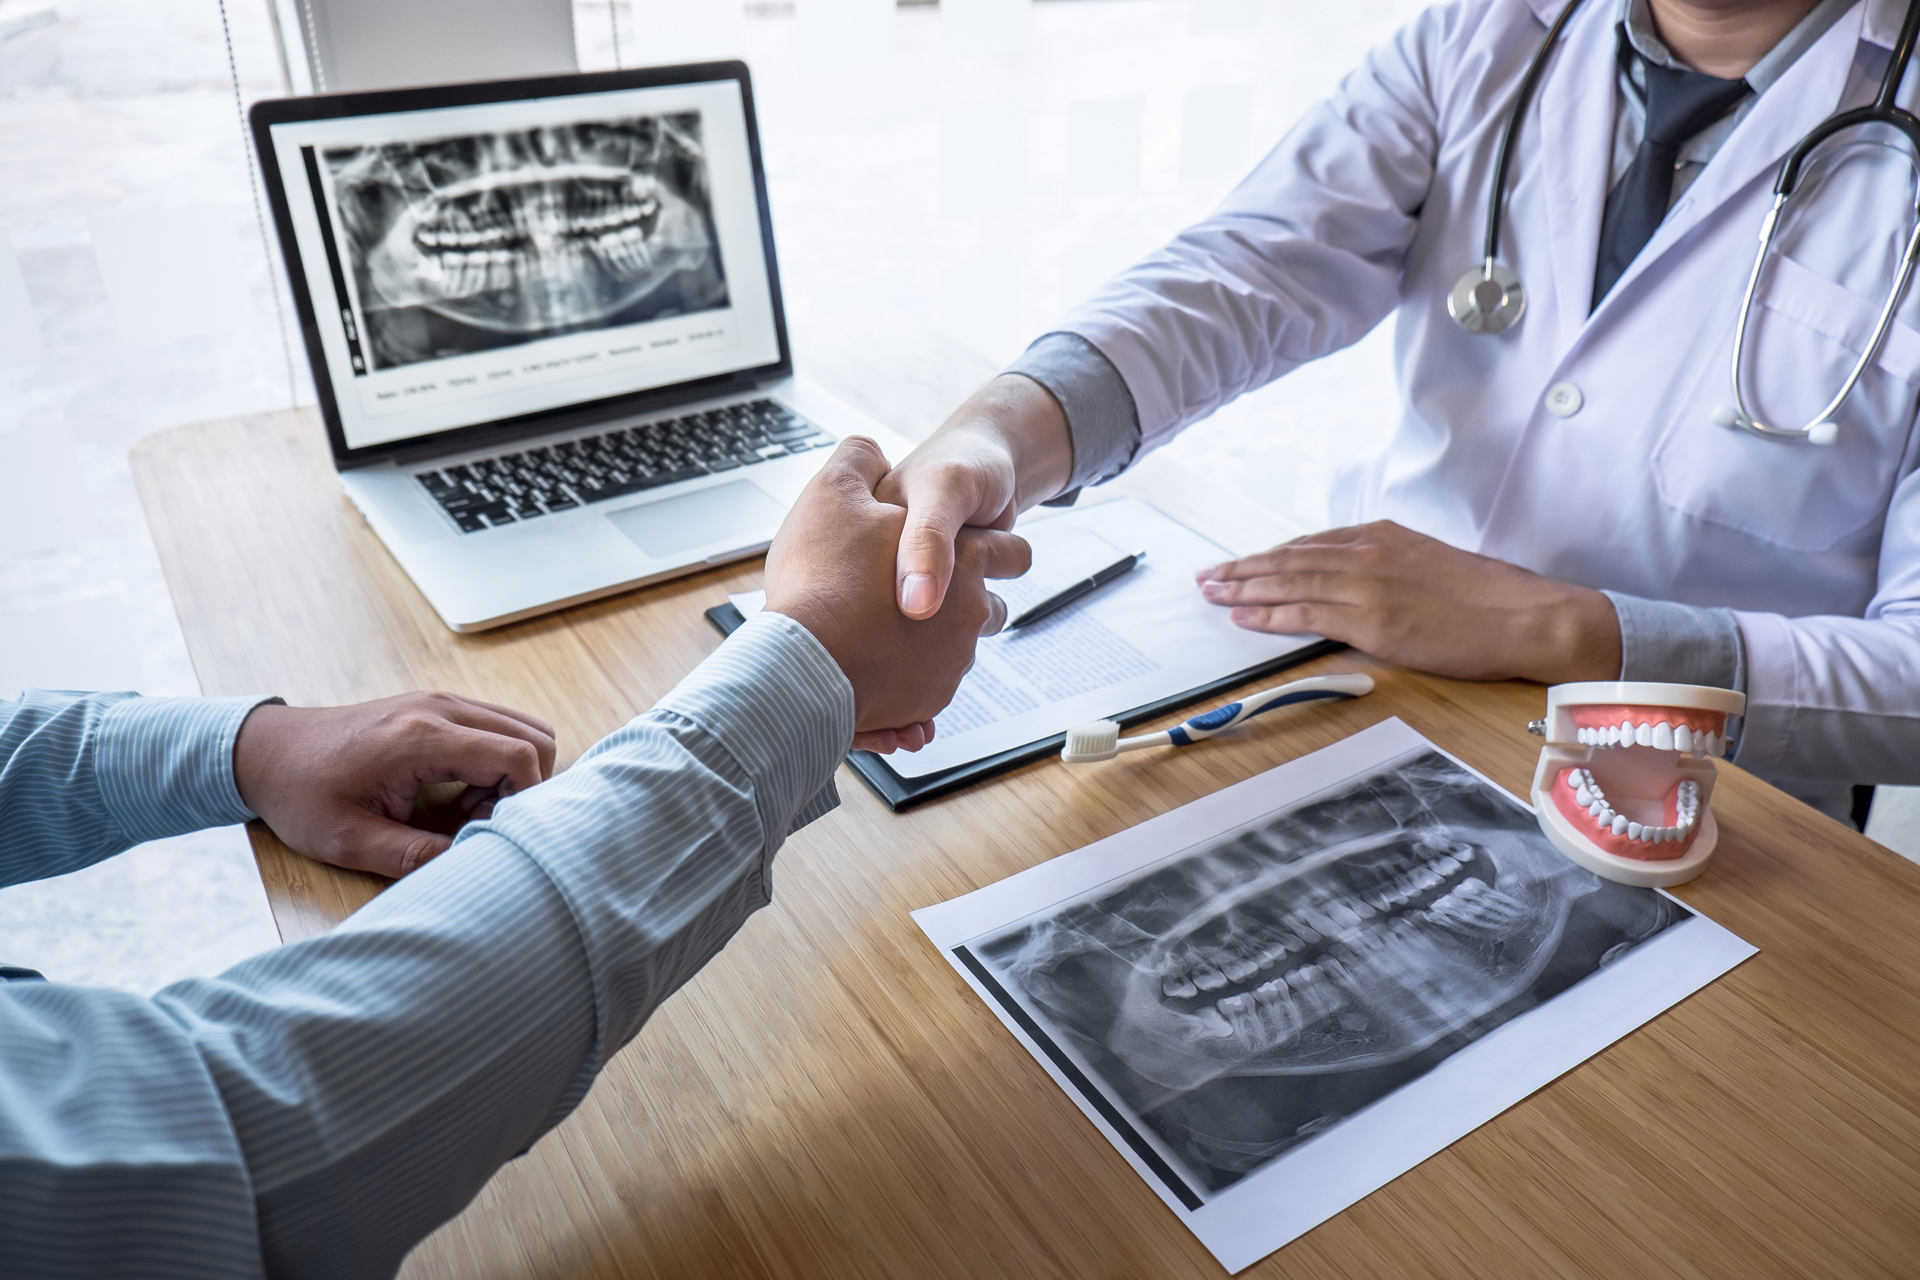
[398,711,441,740]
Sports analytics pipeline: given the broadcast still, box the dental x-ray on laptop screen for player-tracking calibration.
[251,64,899,632]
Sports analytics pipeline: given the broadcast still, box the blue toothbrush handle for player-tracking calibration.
[1165,675,1374,745]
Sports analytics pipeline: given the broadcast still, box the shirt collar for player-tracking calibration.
[1616,0,1857,91]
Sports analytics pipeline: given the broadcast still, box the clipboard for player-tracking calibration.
[704,601,1342,811]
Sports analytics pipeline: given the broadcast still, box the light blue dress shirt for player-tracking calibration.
[0,612,853,1278]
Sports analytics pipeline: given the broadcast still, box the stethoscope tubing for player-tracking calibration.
[1462,0,1920,448]
[1448,0,1588,332]
[1480,0,1589,271]
[1725,0,1920,443]
[1728,189,1920,441]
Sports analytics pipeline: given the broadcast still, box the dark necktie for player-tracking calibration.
[1591,44,1751,308]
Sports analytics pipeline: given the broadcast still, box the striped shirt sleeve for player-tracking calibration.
[0,691,276,888]
[1,611,854,1279]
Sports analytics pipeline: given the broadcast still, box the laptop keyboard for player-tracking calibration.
[415,398,836,533]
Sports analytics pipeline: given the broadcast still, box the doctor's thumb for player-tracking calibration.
[895,518,958,620]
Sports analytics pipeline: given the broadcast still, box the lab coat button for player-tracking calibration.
[1545,382,1584,418]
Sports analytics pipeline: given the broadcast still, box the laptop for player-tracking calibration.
[251,63,903,631]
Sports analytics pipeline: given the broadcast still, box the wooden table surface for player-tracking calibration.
[131,345,1920,1277]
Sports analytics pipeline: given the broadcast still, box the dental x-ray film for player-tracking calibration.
[914,718,1754,1272]
[320,113,728,371]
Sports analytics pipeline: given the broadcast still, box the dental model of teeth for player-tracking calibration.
[1573,721,1726,756]
[1564,768,1699,846]
[1528,681,1745,888]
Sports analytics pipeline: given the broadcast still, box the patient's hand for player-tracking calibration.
[234,693,557,878]
[764,436,1031,751]
[1195,520,1621,684]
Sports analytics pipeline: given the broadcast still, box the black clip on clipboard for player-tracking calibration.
[704,602,1344,812]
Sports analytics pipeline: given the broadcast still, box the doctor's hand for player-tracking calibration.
[234,692,558,879]
[765,436,1032,752]
[876,375,1075,620]
[1196,521,1622,684]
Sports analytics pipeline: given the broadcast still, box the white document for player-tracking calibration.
[913,719,1756,1272]
[728,496,1322,777]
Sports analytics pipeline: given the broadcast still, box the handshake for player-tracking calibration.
[763,436,1032,754]
[233,436,1030,879]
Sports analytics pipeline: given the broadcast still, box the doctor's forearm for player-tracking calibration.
[934,374,1077,512]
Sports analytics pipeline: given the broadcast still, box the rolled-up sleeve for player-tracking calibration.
[0,613,854,1279]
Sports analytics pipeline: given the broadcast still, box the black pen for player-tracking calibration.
[1004,549,1148,631]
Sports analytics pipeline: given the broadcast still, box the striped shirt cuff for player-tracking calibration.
[94,696,281,846]
[652,611,855,837]
[1004,331,1144,507]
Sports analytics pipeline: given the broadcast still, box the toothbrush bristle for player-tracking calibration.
[1061,720,1121,763]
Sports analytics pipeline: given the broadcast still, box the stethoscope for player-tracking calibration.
[1449,0,1920,447]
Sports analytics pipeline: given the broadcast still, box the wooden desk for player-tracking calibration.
[132,385,1920,1276]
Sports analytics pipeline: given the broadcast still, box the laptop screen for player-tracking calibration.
[260,71,784,453]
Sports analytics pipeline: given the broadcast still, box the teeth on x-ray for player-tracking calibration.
[974,750,1688,1193]
[386,165,689,326]
[1081,822,1572,1095]
[1157,845,1486,1002]
[323,114,728,365]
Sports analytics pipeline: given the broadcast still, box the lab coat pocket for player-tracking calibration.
[1651,253,1920,554]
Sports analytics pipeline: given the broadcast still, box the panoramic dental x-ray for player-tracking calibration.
[323,113,728,371]
[973,749,1689,1195]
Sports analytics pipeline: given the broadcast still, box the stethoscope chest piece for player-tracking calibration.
[1448,262,1526,334]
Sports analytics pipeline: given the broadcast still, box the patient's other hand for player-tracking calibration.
[234,693,557,878]
[763,436,1031,751]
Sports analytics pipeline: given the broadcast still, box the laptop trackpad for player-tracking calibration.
[605,481,785,560]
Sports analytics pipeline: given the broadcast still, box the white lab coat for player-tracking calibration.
[1064,0,1920,811]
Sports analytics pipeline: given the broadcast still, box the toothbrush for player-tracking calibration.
[1059,674,1375,763]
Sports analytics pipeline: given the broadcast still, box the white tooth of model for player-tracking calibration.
[1529,681,1745,888]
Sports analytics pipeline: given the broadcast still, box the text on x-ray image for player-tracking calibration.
[970,749,1688,1196]
[321,113,729,371]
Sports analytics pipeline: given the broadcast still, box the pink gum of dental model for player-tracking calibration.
[1528,681,1747,888]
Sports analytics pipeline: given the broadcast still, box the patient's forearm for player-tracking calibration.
[0,615,855,1279]
[0,691,272,889]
